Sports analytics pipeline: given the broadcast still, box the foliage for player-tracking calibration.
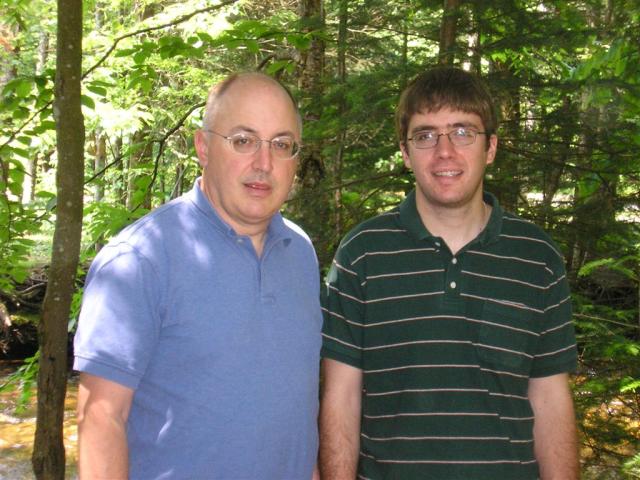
[0,351,39,414]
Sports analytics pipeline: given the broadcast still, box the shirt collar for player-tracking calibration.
[398,189,503,246]
[188,177,291,245]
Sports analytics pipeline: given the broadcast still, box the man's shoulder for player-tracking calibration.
[118,195,193,241]
[337,206,403,252]
[282,216,314,246]
[95,195,196,264]
[498,210,565,265]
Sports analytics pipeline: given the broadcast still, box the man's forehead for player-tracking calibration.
[410,108,483,127]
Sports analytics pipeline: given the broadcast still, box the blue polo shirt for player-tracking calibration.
[74,179,322,479]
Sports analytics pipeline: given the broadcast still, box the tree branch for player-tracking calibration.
[83,0,241,79]
[132,101,206,213]
[1,0,240,153]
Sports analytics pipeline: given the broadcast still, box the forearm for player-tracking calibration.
[78,410,129,479]
[529,373,580,480]
[319,359,363,479]
[534,408,579,480]
[77,373,133,480]
[319,401,361,478]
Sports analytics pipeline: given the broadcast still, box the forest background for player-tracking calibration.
[0,0,638,478]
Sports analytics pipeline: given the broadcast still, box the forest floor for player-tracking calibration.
[0,361,78,480]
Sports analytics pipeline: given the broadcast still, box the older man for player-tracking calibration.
[74,73,322,479]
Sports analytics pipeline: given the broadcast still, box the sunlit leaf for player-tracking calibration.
[81,94,96,109]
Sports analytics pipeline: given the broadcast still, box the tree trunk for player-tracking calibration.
[126,129,152,211]
[295,0,330,266]
[32,0,84,478]
[333,0,348,243]
[491,59,521,212]
[0,23,18,87]
[399,0,409,89]
[114,136,125,205]
[172,162,185,199]
[439,0,460,65]
[94,130,106,204]
[23,31,50,203]
[94,130,106,251]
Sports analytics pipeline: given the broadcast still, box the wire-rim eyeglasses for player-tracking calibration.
[406,128,487,149]
[203,129,301,159]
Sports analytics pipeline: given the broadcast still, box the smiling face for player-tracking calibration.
[401,107,497,213]
[194,75,300,237]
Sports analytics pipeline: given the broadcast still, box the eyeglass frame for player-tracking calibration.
[406,127,487,149]
[203,129,302,159]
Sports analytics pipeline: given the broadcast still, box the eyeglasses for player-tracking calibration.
[204,129,301,160]
[407,127,487,149]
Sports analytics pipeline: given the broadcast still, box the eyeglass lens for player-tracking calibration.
[411,128,482,149]
[229,133,298,159]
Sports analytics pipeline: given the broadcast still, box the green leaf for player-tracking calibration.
[115,48,138,57]
[620,377,640,393]
[244,39,260,53]
[12,106,30,120]
[35,190,55,200]
[39,120,57,131]
[15,135,32,146]
[266,60,294,75]
[133,50,150,64]
[9,147,29,158]
[16,79,32,97]
[286,33,311,50]
[86,85,107,97]
[45,196,57,211]
[81,95,96,109]
[234,20,270,36]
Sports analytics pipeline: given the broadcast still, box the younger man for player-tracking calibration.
[320,67,579,479]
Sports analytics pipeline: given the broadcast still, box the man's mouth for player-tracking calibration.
[433,170,462,177]
[245,182,270,190]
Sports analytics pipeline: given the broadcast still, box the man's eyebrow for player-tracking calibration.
[411,121,480,133]
[229,125,296,138]
[229,125,258,134]
[410,124,437,133]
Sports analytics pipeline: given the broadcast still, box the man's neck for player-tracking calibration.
[198,178,269,257]
[416,198,491,255]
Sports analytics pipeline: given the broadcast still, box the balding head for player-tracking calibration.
[202,72,302,134]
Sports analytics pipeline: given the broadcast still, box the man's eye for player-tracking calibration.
[414,132,435,141]
[232,135,254,147]
[272,138,293,151]
[452,128,473,138]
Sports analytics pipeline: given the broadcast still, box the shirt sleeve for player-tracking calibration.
[530,253,578,378]
[320,238,366,369]
[73,243,164,389]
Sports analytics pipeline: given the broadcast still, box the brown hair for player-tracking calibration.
[396,67,497,147]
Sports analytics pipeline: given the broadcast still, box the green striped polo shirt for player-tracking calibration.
[321,190,577,480]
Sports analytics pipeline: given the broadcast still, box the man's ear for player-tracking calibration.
[400,142,412,170]
[485,134,498,166]
[194,130,209,168]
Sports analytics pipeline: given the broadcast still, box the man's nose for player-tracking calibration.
[251,140,274,172]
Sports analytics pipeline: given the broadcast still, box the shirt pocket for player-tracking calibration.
[475,301,537,375]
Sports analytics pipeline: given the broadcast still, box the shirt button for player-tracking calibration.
[451,258,457,264]
[237,238,243,243]
[435,241,441,247]
[450,281,457,289]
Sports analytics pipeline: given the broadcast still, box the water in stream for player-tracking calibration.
[0,361,78,479]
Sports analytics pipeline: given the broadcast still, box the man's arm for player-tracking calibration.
[528,373,579,480]
[319,358,363,479]
[77,372,134,479]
